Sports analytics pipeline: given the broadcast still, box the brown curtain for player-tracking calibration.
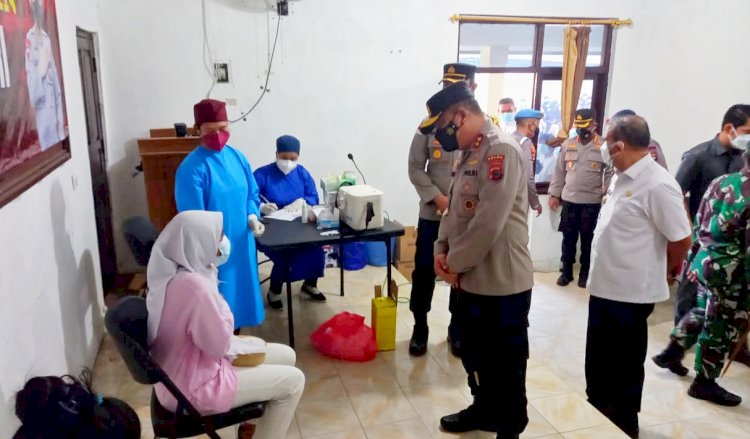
[556,26,591,140]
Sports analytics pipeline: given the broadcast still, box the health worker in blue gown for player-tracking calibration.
[174,99,266,329]
[254,135,327,309]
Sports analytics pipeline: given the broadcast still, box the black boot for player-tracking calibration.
[409,325,428,356]
[557,267,573,286]
[688,376,742,406]
[440,406,496,433]
[652,340,689,376]
[577,272,589,289]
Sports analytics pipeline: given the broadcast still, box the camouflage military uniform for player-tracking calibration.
[673,168,750,379]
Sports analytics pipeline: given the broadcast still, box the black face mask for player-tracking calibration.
[435,122,461,152]
[578,128,593,143]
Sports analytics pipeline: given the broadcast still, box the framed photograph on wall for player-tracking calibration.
[0,0,70,208]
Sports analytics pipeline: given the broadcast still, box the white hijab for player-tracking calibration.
[146,210,223,345]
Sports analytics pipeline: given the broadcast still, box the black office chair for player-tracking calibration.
[122,216,159,296]
[105,296,266,439]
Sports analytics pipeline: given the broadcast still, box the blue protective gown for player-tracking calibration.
[254,163,325,282]
[175,145,264,328]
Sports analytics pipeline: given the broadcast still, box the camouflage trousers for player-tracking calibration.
[672,283,750,378]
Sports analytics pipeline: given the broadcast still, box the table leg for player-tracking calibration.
[386,237,393,298]
[286,281,294,348]
[339,239,345,296]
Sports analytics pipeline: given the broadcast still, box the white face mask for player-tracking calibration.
[730,127,750,150]
[600,141,621,167]
[276,159,298,175]
[216,235,231,266]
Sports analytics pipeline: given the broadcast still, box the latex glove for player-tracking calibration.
[284,198,306,214]
[260,202,279,215]
[248,214,265,237]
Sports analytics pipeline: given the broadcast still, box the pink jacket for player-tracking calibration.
[150,272,237,414]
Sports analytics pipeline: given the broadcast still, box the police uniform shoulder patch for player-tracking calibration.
[473,134,484,149]
[487,154,505,181]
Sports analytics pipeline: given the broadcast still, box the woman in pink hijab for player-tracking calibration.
[146,210,304,438]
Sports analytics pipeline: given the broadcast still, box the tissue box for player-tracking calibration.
[371,284,397,351]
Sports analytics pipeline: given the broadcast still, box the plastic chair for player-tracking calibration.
[104,296,266,439]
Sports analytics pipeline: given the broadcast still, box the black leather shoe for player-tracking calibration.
[267,292,283,310]
[301,284,327,301]
[688,377,742,406]
[409,326,428,356]
[447,333,462,358]
[440,408,496,433]
[577,273,588,288]
[556,273,573,286]
[652,341,689,376]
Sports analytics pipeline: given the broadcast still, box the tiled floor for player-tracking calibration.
[93,267,750,438]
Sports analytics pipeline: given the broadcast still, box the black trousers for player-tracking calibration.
[559,201,601,275]
[410,218,459,333]
[585,295,654,434]
[456,289,531,436]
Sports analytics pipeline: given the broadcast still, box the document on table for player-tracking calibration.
[265,209,302,221]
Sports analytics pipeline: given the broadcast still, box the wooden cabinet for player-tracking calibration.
[137,136,200,230]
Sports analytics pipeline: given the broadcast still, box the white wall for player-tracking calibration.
[97,0,750,272]
[0,0,106,435]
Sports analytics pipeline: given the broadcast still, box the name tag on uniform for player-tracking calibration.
[464,169,478,177]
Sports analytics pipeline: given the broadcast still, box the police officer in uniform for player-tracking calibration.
[407,63,478,357]
[419,82,533,439]
[512,108,544,215]
[549,109,612,288]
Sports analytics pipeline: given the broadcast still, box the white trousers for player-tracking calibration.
[218,343,305,439]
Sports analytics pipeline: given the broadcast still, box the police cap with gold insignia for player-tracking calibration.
[440,63,477,84]
[573,108,596,128]
[419,82,475,134]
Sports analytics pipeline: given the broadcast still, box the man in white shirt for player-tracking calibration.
[585,115,692,438]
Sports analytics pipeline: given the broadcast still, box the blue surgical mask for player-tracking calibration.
[500,112,514,125]
[216,235,231,266]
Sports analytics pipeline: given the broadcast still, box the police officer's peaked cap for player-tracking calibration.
[418,82,475,135]
[573,108,597,128]
[440,63,477,84]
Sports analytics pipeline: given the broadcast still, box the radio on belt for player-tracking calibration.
[337,185,384,231]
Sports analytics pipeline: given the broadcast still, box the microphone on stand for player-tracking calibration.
[347,153,368,185]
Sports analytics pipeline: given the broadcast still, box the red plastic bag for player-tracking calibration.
[310,312,377,362]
